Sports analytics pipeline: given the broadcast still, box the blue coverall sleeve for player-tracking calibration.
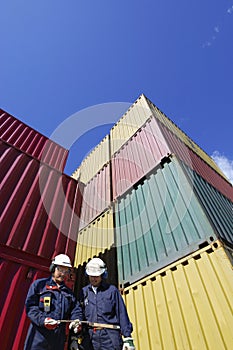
[116,289,133,337]
[25,281,47,327]
[70,295,83,321]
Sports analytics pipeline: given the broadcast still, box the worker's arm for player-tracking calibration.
[25,280,48,327]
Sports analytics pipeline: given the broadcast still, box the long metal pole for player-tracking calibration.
[57,319,120,330]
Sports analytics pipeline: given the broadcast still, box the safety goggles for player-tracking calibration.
[56,266,71,275]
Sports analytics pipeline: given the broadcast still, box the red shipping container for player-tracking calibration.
[158,120,233,202]
[1,140,83,259]
[0,109,68,172]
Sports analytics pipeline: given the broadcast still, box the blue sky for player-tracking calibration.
[1,1,233,183]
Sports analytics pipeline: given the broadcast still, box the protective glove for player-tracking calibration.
[70,338,79,350]
[69,319,82,334]
[122,337,135,350]
[44,317,58,330]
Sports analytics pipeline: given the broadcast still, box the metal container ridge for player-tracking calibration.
[122,241,233,350]
[0,109,68,172]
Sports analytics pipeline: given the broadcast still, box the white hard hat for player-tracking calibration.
[53,254,72,268]
[86,258,106,276]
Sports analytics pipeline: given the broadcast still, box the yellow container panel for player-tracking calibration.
[123,241,233,350]
[74,209,114,267]
[72,135,110,184]
[110,94,152,155]
[146,97,228,181]
[71,166,81,181]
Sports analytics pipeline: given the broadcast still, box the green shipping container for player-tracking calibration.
[115,155,233,287]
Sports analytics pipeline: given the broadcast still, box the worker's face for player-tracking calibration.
[52,265,70,284]
[89,275,102,287]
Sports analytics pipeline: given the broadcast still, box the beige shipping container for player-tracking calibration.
[74,209,114,267]
[123,241,233,350]
[72,135,110,184]
[110,94,152,155]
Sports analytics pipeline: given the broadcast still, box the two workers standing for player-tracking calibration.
[24,254,135,350]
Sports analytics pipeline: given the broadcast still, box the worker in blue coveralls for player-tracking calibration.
[24,254,82,350]
[69,258,135,350]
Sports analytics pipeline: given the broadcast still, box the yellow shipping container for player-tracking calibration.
[72,135,110,184]
[123,241,233,350]
[74,209,114,267]
[110,94,152,155]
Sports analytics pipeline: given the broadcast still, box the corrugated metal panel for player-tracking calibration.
[158,120,233,201]
[110,94,152,155]
[74,246,118,292]
[1,140,83,259]
[72,166,81,182]
[145,97,229,181]
[0,109,68,172]
[123,241,233,350]
[115,155,232,287]
[0,255,50,350]
[182,162,233,245]
[72,135,110,184]
[0,247,76,350]
[79,163,111,230]
[112,117,171,199]
[74,209,114,267]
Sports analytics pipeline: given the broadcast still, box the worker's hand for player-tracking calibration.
[44,317,58,330]
[70,338,79,350]
[69,319,82,334]
[122,337,135,350]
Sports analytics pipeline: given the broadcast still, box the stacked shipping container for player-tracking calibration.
[123,241,233,350]
[72,94,233,349]
[72,141,117,286]
[0,111,83,349]
[1,94,233,350]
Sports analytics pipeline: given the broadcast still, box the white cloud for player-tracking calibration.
[214,26,220,33]
[227,6,233,14]
[211,151,233,184]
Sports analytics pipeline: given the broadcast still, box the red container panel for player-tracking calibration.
[111,117,171,199]
[0,246,76,350]
[0,251,50,350]
[0,109,68,172]
[1,140,83,259]
[158,121,233,202]
[79,163,111,230]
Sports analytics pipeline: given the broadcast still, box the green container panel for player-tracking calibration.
[183,162,233,243]
[115,156,231,287]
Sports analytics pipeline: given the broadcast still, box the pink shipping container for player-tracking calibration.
[111,116,233,201]
[0,109,68,172]
[79,162,111,230]
[111,117,171,199]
